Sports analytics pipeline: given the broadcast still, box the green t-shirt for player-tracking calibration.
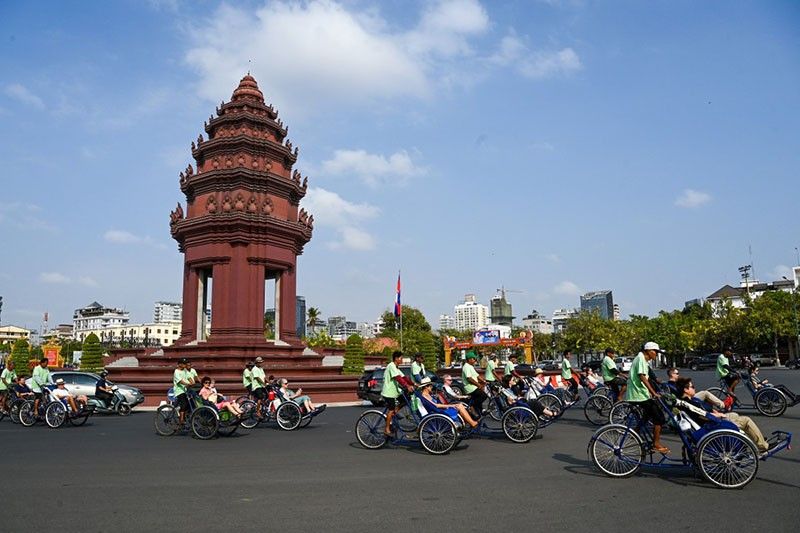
[242,368,252,388]
[504,361,515,376]
[561,358,572,380]
[173,368,189,395]
[625,353,651,402]
[31,365,50,393]
[187,368,198,384]
[485,360,497,382]
[601,356,618,383]
[250,367,266,390]
[410,361,425,382]
[716,354,730,379]
[0,368,16,391]
[462,362,479,394]
[381,362,403,399]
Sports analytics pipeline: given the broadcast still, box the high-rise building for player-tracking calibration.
[521,310,553,334]
[296,296,306,338]
[489,289,515,326]
[438,314,456,330]
[580,290,614,320]
[154,301,182,323]
[454,294,489,331]
[613,303,621,321]
[552,308,578,334]
[73,302,129,336]
[328,316,357,340]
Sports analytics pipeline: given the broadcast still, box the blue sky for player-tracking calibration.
[1,0,798,331]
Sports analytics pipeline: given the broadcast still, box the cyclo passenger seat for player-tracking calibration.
[414,391,460,424]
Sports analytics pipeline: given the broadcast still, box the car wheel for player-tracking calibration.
[689,363,699,371]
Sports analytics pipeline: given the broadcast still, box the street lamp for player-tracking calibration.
[782,276,800,361]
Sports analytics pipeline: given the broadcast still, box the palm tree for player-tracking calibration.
[307,307,320,333]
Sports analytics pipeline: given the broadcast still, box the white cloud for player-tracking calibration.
[769,264,794,281]
[0,202,57,232]
[519,48,582,79]
[321,149,426,187]
[404,0,489,57]
[545,253,561,263]
[4,83,45,110]
[553,280,582,296]
[675,189,712,208]
[40,272,71,284]
[302,187,380,251]
[78,276,99,287]
[103,229,167,249]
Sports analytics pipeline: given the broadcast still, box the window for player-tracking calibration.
[73,374,97,387]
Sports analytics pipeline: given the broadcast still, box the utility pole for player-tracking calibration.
[738,264,752,297]
[783,276,800,360]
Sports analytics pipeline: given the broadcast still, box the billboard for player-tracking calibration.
[473,329,500,345]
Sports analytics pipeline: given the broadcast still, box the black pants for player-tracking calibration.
[629,399,665,426]
[95,390,114,407]
[469,389,488,413]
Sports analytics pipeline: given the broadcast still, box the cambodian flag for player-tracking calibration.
[394,272,402,318]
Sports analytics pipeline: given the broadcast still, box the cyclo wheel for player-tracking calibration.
[10,399,24,424]
[191,406,219,440]
[488,396,503,421]
[216,410,238,437]
[553,388,570,405]
[754,388,787,417]
[584,395,613,426]
[707,387,728,404]
[395,403,417,433]
[418,414,457,455]
[589,424,645,477]
[19,401,37,427]
[299,415,313,429]
[238,400,259,429]
[276,402,302,431]
[45,402,67,428]
[69,408,90,427]
[501,406,539,443]
[591,385,612,399]
[355,410,388,449]
[609,402,635,425]
[535,393,563,416]
[154,404,180,436]
[696,429,759,489]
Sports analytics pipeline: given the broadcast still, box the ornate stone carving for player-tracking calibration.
[197,134,203,145]
[185,164,194,177]
[225,157,233,168]
[292,169,301,183]
[299,208,308,225]
[247,195,258,212]
[302,176,308,190]
[222,194,232,212]
[307,215,314,229]
[237,155,245,166]
[191,140,196,151]
[206,195,217,213]
[262,196,274,215]
[234,193,245,211]
[212,157,220,169]
[169,202,184,226]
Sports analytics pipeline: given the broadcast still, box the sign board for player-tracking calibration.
[43,344,60,367]
[473,329,501,345]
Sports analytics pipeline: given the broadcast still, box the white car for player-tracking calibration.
[614,357,632,372]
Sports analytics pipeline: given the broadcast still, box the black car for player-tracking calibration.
[685,353,720,371]
[357,366,463,406]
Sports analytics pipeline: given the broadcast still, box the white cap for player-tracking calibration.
[643,341,664,353]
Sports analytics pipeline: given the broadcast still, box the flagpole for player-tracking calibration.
[399,269,403,353]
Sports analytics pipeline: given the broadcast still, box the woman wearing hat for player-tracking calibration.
[416,377,479,428]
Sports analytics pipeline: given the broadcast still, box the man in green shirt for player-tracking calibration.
[381,351,412,436]
[625,342,668,454]
[561,350,579,400]
[462,351,487,417]
[716,346,740,398]
[0,360,17,412]
[32,358,52,417]
[601,347,626,401]
[185,361,200,390]
[485,354,502,383]
[242,361,254,394]
[173,358,192,425]
[250,357,267,416]
[410,352,426,384]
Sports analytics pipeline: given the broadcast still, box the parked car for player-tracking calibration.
[749,354,777,367]
[356,366,463,406]
[49,371,145,407]
[786,358,800,370]
[583,359,603,372]
[685,354,720,371]
[536,359,559,371]
[614,357,633,372]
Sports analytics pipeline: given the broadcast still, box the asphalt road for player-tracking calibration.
[3,369,799,533]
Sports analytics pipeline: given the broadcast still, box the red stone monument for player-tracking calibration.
[108,76,355,404]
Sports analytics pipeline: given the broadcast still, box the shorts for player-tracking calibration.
[629,399,666,426]
[382,395,405,410]
[176,393,189,412]
[722,374,738,386]
[252,388,266,401]
[468,389,488,411]
[34,392,44,400]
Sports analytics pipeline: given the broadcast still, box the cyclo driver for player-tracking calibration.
[95,371,115,407]
[32,358,52,418]
[626,342,669,454]
[601,347,626,401]
[382,351,414,437]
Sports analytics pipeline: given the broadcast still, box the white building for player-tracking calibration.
[521,312,553,335]
[454,294,489,331]
[357,322,376,339]
[372,317,385,337]
[0,325,31,345]
[552,308,579,334]
[613,303,621,321]
[438,314,456,330]
[73,302,129,336]
[707,275,795,313]
[154,301,183,323]
[78,321,182,346]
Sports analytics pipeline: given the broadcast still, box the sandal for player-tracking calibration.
[652,445,670,454]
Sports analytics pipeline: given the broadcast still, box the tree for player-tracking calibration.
[380,305,432,354]
[307,306,320,329]
[11,339,31,375]
[81,333,104,372]
[342,334,365,375]
[307,330,337,349]
[418,333,437,371]
[264,311,275,340]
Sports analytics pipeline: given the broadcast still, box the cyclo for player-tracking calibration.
[154,388,247,439]
[708,371,799,417]
[588,396,792,489]
[19,385,94,429]
[526,372,613,426]
[355,385,545,455]
[236,383,326,431]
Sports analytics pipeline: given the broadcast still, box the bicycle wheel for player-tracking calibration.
[696,429,759,489]
[216,411,238,437]
[553,388,570,405]
[487,397,503,421]
[191,406,219,439]
[276,402,302,431]
[535,393,562,416]
[10,399,24,424]
[45,402,66,428]
[501,406,538,443]
[419,414,457,455]
[19,401,37,427]
[589,424,645,478]
[395,403,417,433]
[355,410,388,449]
[154,404,180,436]
[609,402,635,425]
[299,415,313,429]
[591,385,613,400]
[69,409,90,427]
[237,400,258,429]
[754,388,787,417]
[707,387,728,403]
[584,395,613,426]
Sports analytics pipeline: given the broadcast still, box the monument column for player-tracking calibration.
[179,265,199,342]
[278,266,298,342]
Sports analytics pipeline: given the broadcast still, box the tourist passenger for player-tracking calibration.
[626,342,669,454]
[13,375,34,399]
[529,368,549,396]
[441,374,469,403]
[674,377,770,456]
[199,376,243,416]
[51,378,86,413]
[173,359,192,426]
[31,358,52,418]
[601,347,626,401]
[500,374,558,419]
[717,346,740,400]
[665,367,680,395]
[462,351,487,417]
[561,350,579,401]
[382,351,414,437]
[0,360,17,412]
[416,377,478,428]
[748,364,768,390]
[242,361,254,395]
[279,378,323,413]
[411,352,426,384]
[250,357,268,417]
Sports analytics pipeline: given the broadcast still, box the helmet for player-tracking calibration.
[100,370,109,378]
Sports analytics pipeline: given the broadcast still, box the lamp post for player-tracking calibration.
[782,276,800,360]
